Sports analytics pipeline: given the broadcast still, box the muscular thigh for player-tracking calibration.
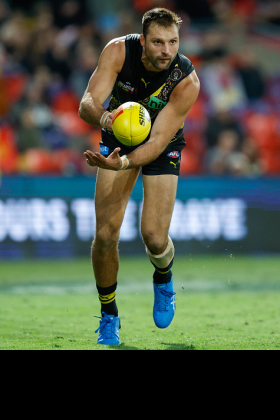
[95,167,140,232]
[141,174,178,247]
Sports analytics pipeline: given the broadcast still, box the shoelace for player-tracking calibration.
[155,287,176,312]
[95,312,118,338]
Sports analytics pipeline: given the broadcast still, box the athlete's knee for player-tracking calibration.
[142,230,168,255]
[93,223,120,251]
[145,236,175,269]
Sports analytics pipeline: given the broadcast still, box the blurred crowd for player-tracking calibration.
[0,0,280,177]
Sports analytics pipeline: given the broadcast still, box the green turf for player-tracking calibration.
[0,256,280,350]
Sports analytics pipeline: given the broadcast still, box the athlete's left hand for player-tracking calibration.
[84,147,122,171]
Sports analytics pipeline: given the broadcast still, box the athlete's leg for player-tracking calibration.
[141,174,178,329]
[93,167,140,287]
[93,167,140,321]
[141,174,178,256]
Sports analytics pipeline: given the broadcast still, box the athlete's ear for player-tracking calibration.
[140,34,145,48]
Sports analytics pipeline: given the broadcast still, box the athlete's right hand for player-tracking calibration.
[84,147,122,171]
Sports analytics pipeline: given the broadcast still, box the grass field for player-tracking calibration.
[0,255,279,350]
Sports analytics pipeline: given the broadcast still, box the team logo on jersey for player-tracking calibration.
[170,68,183,82]
[167,151,180,158]
[138,66,186,118]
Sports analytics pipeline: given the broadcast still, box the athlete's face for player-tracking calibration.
[141,23,179,72]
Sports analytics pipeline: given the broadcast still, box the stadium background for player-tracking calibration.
[0,0,280,258]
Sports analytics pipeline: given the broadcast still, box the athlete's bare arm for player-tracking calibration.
[84,70,200,170]
[78,37,126,128]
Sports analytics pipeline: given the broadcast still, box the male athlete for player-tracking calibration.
[79,8,200,345]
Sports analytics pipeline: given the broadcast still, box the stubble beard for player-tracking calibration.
[145,49,176,71]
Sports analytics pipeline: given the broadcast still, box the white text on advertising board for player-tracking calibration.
[0,198,247,242]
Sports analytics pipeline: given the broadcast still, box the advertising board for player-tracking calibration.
[0,176,279,258]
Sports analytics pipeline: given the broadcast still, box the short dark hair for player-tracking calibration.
[142,8,182,38]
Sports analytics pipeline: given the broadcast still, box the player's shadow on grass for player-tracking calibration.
[112,342,196,350]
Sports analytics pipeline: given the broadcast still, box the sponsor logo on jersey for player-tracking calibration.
[141,78,150,88]
[100,145,109,155]
[167,151,180,158]
[148,97,167,110]
[118,81,135,94]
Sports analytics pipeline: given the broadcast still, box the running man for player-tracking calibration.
[79,8,200,345]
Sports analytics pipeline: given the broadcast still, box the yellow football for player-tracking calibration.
[112,102,151,146]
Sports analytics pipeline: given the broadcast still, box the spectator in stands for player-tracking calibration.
[236,49,266,102]
[20,7,56,74]
[70,42,99,99]
[0,1,279,176]
[44,40,73,82]
[200,31,247,112]
[256,0,280,26]
[204,129,239,174]
[52,0,88,28]
[240,137,262,176]
[0,11,30,65]
[17,109,47,152]
[205,128,262,176]
[0,0,10,26]
[11,76,53,128]
[204,108,243,148]
[174,0,216,24]
[132,0,172,15]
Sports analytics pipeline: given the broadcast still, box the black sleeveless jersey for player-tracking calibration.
[102,33,195,150]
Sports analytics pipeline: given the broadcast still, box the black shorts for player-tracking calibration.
[100,129,186,176]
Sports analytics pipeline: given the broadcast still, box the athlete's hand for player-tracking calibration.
[84,147,122,171]
[104,110,117,131]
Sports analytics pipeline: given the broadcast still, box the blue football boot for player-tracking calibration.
[153,275,176,329]
[95,312,121,345]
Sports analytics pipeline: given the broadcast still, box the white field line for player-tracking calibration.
[0,280,228,295]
